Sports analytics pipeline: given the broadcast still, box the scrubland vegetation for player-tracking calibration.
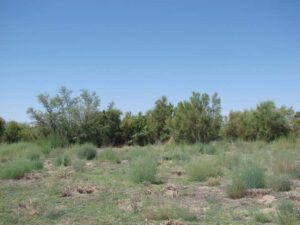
[1,87,300,224]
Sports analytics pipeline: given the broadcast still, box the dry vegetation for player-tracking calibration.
[1,138,300,224]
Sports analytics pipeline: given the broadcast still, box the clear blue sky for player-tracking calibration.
[0,0,299,122]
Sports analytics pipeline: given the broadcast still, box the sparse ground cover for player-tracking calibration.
[1,139,300,224]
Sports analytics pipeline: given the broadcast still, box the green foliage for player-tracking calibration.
[97,149,121,163]
[267,175,291,192]
[0,158,43,179]
[226,170,246,199]
[169,92,222,143]
[0,142,44,162]
[27,152,40,161]
[277,200,299,225]
[186,158,222,181]
[226,161,265,198]
[240,162,265,189]
[147,96,173,143]
[3,121,22,143]
[255,212,272,223]
[77,144,97,160]
[199,143,217,155]
[128,155,158,183]
[121,112,149,146]
[54,154,71,167]
[222,101,293,142]
[0,117,5,142]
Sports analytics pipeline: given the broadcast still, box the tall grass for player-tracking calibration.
[186,158,222,182]
[128,155,158,183]
[0,158,43,179]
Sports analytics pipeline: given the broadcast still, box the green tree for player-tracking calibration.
[147,96,173,143]
[27,87,100,146]
[121,112,148,146]
[169,92,222,143]
[254,101,293,141]
[0,117,5,142]
[292,111,300,137]
[4,121,22,143]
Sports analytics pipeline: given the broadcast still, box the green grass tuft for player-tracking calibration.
[128,155,158,183]
[186,158,222,182]
[77,144,97,160]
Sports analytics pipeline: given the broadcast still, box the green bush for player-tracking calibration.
[128,155,158,183]
[241,162,265,189]
[77,144,97,160]
[267,175,291,192]
[0,159,43,179]
[226,162,265,199]
[277,200,299,225]
[97,149,121,163]
[54,154,71,167]
[226,171,247,199]
[186,158,222,182]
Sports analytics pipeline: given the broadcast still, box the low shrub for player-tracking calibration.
[226,171,247,199]
[97,149,121,163]
[128,155,158,183]
[54,154,71,167]
[0,158,43,179]
[267,175,291,192]
[77,144,97,160]
[241,162,265,189]
[186,158,222,182]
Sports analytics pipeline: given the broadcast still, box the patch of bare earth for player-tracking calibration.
[60,186,102,198]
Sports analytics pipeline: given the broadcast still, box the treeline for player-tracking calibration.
[0,87,300,147]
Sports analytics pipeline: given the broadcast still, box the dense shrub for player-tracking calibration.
[0,117,5,142]
[169,92,222,143]
[222,101,293,142]
[186,158,222,182]
[3,121,22,143]
[77,144,97,160]
[128,155,158,183]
